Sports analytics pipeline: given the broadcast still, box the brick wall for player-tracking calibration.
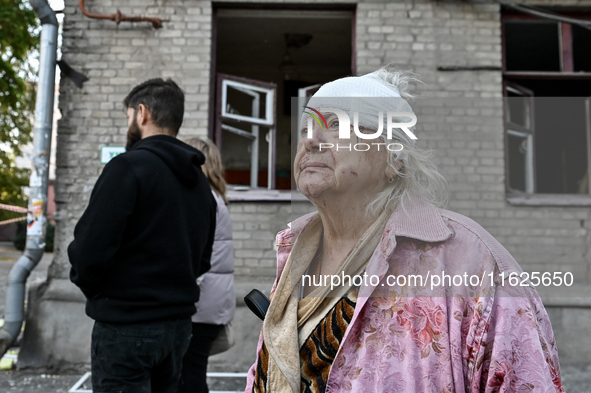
[51,0,591,287]
[228,201,316,277]
[354,0,591,284]
[52,0,213,279]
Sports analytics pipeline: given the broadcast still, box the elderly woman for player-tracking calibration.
[245,67,563,393]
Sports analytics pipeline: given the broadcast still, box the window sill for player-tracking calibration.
[227,187,309,202]
[503,71,591,80]
[506,193,591,206]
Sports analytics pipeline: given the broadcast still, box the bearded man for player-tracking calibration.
[68,78,216,393]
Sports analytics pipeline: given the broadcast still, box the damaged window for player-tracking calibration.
[212,7,354,190]
[503,13,591,196]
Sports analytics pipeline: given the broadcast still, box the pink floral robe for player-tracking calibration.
[245,199,564,393]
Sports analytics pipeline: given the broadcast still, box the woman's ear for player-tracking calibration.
[385,160,403,180]
[385,165,396,181]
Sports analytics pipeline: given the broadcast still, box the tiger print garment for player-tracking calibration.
[300,289,358,392]
[251,288,358,393]
[252,341,270,393]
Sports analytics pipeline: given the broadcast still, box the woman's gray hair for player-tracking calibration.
[367,65,448,215]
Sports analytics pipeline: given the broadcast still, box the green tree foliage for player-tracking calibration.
[0,0,39,221]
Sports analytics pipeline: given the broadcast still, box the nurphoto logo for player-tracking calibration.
[302,107,417,152]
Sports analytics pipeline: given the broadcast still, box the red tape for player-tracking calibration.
[0,203,29,214]
[0,216,28,226]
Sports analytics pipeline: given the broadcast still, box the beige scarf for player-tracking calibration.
[262,208,393,392]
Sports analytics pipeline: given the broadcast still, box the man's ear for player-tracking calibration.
[137,104,151,126]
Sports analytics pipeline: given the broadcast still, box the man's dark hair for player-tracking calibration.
[123,78,185,135]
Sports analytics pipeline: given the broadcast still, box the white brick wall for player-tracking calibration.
[53,0,213,278]
[52,0,591,285]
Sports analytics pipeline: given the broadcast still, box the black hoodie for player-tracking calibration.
[68,135,217,323]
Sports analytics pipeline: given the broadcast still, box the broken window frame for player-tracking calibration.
[209,4,357,199]
[501,10,591,76]
[214,73,277,190]
[586,97,591,194]
[502,10,591,204]
[504,82,536,194]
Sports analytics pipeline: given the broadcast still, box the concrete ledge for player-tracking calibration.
[537,284,591,364]
[545,306,591,365]
[18,279,92,371]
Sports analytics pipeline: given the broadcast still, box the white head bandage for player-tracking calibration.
[302,72,416,146]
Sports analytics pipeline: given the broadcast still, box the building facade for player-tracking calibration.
[18,0,591,371]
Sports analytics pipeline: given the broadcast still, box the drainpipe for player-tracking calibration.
[0,0,57,358]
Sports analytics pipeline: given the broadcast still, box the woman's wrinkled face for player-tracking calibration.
[295,112,390,200]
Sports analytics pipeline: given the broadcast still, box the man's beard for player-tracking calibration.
[126,118,142,151]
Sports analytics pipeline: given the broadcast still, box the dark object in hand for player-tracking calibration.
[244,289,270,321]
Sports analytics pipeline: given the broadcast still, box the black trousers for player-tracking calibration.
[179,323,223,393]
[91,318,192,393]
